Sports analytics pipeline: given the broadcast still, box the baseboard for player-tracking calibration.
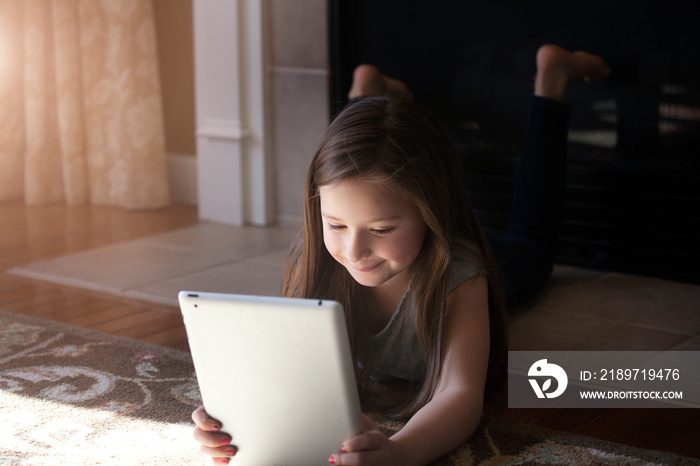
[167,152,197,205]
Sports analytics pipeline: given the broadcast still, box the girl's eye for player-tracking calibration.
[372,228,394,236]
[327,223,345,231]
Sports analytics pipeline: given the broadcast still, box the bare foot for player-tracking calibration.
[535,44,611,101]
[348,64,414,100]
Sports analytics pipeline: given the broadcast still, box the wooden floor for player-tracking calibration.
[1,202,698,460]
[0,202,200,351]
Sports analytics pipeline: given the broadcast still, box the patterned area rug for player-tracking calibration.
[1,310,697,466]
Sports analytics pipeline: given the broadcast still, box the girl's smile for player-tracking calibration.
[319,178,428,291]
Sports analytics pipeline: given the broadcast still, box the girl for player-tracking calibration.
[192,45,610,465]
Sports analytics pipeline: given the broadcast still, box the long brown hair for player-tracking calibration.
[281,97,507,419]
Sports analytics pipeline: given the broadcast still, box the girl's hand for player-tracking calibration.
[330,415,406,466]
[191,405,238,465]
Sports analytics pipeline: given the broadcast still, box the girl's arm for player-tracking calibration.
[333,275,490,466]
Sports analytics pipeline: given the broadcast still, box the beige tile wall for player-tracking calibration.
[270,0,330,224]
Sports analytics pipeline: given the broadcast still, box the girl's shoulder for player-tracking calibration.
[446,239,486,294]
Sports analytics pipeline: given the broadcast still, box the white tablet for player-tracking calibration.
[179,291,364,466]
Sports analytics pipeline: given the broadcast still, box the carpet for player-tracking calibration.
[1,310,697,466]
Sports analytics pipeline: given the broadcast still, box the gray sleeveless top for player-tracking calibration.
[369,241,484,382]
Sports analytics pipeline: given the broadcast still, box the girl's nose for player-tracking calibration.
[345,231,371,262]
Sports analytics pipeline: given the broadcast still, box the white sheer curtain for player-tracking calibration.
[0,0,169,209]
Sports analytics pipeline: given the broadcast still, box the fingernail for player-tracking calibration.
[220,439,230,446]
[329,455,335,464]
[220,460,229,465]
[211,426,220,432]
[226,448,235,456]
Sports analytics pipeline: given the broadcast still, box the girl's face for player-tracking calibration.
[319,178,427,291]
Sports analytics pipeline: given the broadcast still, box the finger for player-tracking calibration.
[330,450,375,466]
[340,415,379,452]
[199,445,237,464]
[192,405,222,431]
[210,455,234,465]
[352,434,384,454]
[193,426,232,449]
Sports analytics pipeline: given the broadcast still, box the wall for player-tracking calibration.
[153,0,197,206]
[270,0,329,225]
[153,0,196,156]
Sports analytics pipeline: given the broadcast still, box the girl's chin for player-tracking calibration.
[349,274,382,288]
[346,269,386,288]
[347,267,406,290]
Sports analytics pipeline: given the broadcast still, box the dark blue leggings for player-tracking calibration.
[487,96,572,308]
